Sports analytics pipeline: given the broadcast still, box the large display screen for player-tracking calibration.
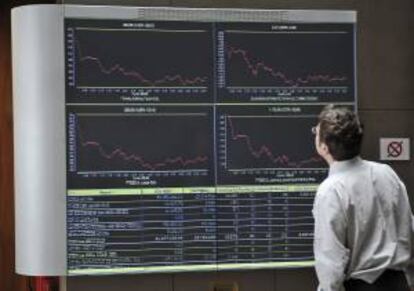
[65,18,355,274]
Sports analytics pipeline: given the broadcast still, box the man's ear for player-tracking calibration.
[320,142,330,155]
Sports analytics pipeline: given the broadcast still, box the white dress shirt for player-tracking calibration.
[313,156,414,291]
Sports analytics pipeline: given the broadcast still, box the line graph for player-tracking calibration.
[65,20,213,102]
[70,28,210,88]
[77,52,208,88]
[216,23,355,103]
[80,139,208,171]
[67,110,214,179]
[226,45,348,88]
[217,111,326,176]
[225,116,323,169]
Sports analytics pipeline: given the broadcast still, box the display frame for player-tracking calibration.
[12,4,356,276]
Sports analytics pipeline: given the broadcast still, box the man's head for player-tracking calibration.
[314,105,363,163]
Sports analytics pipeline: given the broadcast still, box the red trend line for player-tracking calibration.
[81,140,208,170]
[226,46,347,87]
[76,41,207,86]
[78,125,208,171]
[227,117,323,168]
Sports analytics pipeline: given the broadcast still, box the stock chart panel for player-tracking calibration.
[216,22,355,103]
[66,105,214,188]
[65,17,355,274]
[216,105,327,185]
[66,19,213,103]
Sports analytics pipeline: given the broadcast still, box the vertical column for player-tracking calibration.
[182,189,217,266]
[217,192,240,264]
[140,189,184,267]
[67,192,143,273]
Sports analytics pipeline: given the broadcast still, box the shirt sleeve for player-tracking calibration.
[400,172,414,287]
[385,165,414,286]
[313,182,350,291]
[405,215,414,286]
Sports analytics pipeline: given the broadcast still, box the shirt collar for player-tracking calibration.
[329,156,362,176]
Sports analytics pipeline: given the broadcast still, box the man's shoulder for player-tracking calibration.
[317,176,339,198]
[314,177,345,211]
[316,159,390,195]
[362,159,398,179]
[362,159,390,169]
[352,159,403,192]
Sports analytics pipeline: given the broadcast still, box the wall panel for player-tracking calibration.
[274,268,317,291]
[0,4,21,291]
[215,270,274,291]
[0,2,29,291]
[359,110,414,203]
[67,274,173,291]
[173,272,218,291]
[356,0,414,110]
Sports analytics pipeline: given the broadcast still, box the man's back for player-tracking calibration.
[312,105,413,291]
[313,157,413,290]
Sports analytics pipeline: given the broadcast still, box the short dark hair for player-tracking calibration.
[318,104,363,161]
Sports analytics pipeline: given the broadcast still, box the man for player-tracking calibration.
[312,104,414,291]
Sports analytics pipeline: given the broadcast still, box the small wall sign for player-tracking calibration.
[380,138,410,161]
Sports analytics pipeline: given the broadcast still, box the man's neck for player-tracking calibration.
[325,155,336,166]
